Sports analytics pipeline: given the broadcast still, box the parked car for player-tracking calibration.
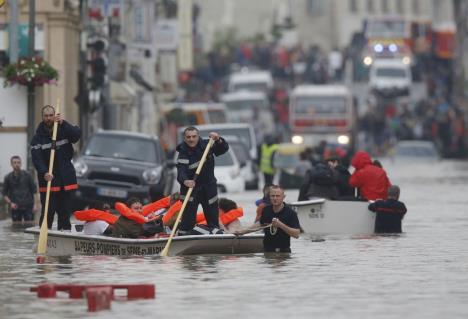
[214,148,245,193]
[369,59,412,97]
[72,130,175,209]
[224,135,259,190]
[393,140,439,161]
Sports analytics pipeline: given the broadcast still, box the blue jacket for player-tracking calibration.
[176,137,229,193]
[30,121,81,192]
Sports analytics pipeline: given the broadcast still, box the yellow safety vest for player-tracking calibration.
[260,143,279,174]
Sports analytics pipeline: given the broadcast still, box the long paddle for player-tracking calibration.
[37,99,60,257]
[160,138,215,256]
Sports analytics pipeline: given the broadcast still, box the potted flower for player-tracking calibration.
[2,56,59,87]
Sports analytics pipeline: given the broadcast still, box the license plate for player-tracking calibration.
[97,187,128,198]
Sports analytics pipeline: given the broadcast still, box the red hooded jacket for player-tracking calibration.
[349,151,391,200]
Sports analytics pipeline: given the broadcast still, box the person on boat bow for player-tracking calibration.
[235,185,300,253]
[176,127,229,235]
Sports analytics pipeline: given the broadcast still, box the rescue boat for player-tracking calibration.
[290,198,376,236]
[25,226,264,257]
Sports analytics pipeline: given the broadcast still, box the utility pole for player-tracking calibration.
[8,0,18,63]
[453,0,466,100]
[26,0,36,172]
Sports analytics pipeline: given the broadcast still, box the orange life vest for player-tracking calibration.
[161,201,182,225]
[115,202,147,224]
[74,209,118,225]
[196,207,244,226]
[142,196,171,217]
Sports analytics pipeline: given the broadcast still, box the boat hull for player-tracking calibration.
[290,199,376,235]
[25,227,264,257]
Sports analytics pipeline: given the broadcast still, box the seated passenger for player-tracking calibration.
[298,161,338,201]
[255,184,271,223]
[368,185,407,233]
[196,198,243,233]
[74,203,116,235]
[111,198,164,238]
[349,151,391,201]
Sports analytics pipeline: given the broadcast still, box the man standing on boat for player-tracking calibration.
[236,185,301,252]
[31,105,81,230]
[176,126,229,235]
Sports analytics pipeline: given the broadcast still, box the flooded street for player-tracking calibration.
[1,160,468,319]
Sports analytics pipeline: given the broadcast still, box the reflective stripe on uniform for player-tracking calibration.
[38,183,78,193]
[180,194,194,202]
[31,139,69,150]
[177,158,189,164]
[189,161,200,169]
[208,195,218,205]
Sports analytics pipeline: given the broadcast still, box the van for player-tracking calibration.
[228,70,274,94]
[221,90,274,139]
[161,102,227,126]
[369,59,412,97]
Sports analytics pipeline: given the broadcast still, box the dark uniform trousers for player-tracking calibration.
[179,183,219,231]
[39,190,73,230]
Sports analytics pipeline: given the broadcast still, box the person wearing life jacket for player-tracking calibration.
[74,202,116,235]
[196,198,243,233]
[349,151,391,201]
[259,134,279,186]
[31,105,81,230]
[255,184,271,223]
[111,198,164,238]
[142,192,183,229]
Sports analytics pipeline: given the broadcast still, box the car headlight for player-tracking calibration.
[73,159,88,177]
[143,166,163,184]
[363,56,373,66]
[292,135,304,145]
[337,135,350,145]
[402,56,411,65]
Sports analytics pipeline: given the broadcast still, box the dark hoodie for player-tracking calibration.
[349,151,391,200]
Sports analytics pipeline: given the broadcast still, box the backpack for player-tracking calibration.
[310,163,336,186]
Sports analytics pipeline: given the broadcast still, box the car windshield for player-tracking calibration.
[84,135,158,162]
[229,142,249,164]
[198,128,252,150]
[274,153,300,169]
[294,96,347,116]
[215,151,234,166]
[376,68,407,78]
[232,82,268,92]
[396,145,438,157]
[225,99,267,111]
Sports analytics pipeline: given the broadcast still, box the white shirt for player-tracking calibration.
[83,220,110,235]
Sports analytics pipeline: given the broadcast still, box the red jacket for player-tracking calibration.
[349,151,391,200]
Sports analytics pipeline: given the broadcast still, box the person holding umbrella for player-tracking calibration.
[175,126,229,235]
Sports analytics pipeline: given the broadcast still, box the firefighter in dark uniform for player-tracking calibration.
[176,126,229,234]
[31,105,81,230]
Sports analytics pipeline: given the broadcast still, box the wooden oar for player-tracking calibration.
[37,99,60,257]
[160,138,215,256]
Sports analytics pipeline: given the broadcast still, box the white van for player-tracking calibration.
[369,59,412,97]
[221,90,274,140]
[228,70,274,94]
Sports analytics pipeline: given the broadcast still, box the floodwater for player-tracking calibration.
[1,159,468,319]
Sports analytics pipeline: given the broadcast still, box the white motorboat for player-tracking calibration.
[290,198,376,235]
[25,227,264,257]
